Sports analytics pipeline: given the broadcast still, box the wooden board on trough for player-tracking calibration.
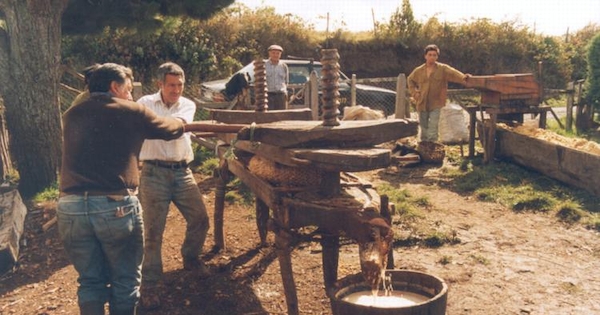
[237,119,418,148]
[495,127,600,196]
[465,73,540,105]
[465,73,539,95]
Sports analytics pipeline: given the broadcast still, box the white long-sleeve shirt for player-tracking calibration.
[138,91,195,163]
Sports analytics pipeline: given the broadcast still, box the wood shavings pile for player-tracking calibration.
[499,123,600,156]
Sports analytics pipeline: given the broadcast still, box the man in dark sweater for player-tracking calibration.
[58,63,185,315]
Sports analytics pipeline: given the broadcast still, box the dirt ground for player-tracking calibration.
[1,155,600,315]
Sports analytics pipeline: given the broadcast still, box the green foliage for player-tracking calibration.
[469,254,490,265]
[376,183,422,220]
[62,18,217,84]
[448,158,600,217]
[530,36,572,89]
[225,178,254,206]
[511,193,554,212]
[564,24,599,81]
[589,216,600,232]
[62,0,234,35]
[423,231,459,248]
[33,183,59,203]
[59,1,600,93]
[375,0,420,47]
[585,32,600,109]
[195,157,219,176]
[198,4,322,79]
[438,255,453,265]
[556,202,585,224]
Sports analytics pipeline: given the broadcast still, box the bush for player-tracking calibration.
[585,32,600,109]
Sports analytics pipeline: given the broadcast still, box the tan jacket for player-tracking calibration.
[407,62,466,112]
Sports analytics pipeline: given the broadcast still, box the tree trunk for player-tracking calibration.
[0,1,69,198]
[0,102,14,181]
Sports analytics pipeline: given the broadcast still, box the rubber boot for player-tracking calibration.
[79,301,105,315]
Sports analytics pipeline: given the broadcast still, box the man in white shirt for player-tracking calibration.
[265,44,289,110]
[137,62,210,310]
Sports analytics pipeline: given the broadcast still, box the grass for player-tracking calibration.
[387,129,600,249]
[444,153,600,230]
[438,255,453,265]
[225,178,255,207]
[32,182,59,203]
[377,182,463,248]
[469,254,490,265]
[376,183,423,220]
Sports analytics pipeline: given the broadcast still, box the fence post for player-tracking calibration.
[304,82,310,108]
[566,81,574,132]
[309,70,319,120]
[395,73,407,119]
[133,82,143,101]
[351,74,357,107]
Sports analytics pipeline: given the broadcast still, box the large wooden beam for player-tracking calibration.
[234,140,391,172]
[237,119,418,148]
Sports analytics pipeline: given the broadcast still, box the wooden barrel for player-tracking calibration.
[330,270,448,315]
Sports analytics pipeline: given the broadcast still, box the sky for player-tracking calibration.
[236,0,600,36]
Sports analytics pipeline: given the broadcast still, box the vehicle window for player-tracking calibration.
[288,65,310,84]
[236,61,350,85]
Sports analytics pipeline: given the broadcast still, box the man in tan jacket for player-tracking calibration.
[408,44,470,142]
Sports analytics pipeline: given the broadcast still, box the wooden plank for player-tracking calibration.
[495,127,600,196]
[208,108,313,124]
[466,74,539,94]
[185,121,247,133]
[486,106,551,115]
[237,119,418,148]
[0,188,27,275]
[234,140,392,172]
[234,140,312,167]
[292,148,390,172]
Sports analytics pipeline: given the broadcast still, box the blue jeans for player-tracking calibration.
[418,108,441,142]
[57,194,143,311]
[140,164,209,284]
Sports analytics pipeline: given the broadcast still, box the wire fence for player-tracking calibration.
[59,73,404,120]
[58,68,482,121]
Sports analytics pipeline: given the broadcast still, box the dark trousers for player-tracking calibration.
[267,92,288,110]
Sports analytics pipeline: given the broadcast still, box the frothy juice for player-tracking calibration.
[342,290,428,308]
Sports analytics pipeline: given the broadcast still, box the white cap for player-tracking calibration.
[268,44,283,52]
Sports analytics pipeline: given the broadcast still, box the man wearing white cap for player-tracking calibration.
[266,44,289,110]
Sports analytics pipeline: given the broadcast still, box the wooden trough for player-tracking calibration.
[495,125,600,196]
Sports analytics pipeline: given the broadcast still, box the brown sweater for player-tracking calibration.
[60,94,184,195]
[407,62,466,112]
